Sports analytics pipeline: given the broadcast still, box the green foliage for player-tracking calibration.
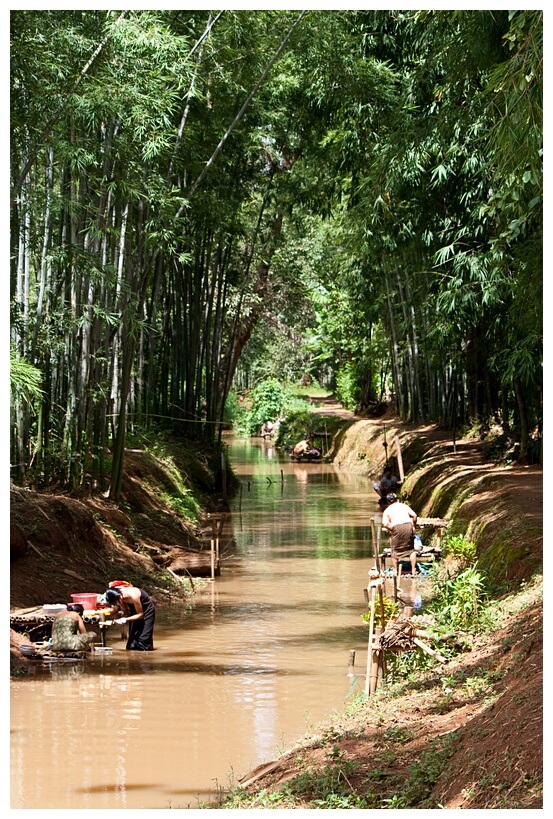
[283,745,360,806]
[160,490,201,524]
[335,363,360,412]
[428,565,489,630]
[243,379,287,435]
[399,733,460,807]
[10,348,43,403]
[222,391,246,427]
[442,534,477,563]
[361,596,400,628]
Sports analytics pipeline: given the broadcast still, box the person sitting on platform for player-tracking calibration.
[292,434,320,459]
[104,584,155,651]
[381,493,419,576]
[50,604,96,652]
[373,466,400,501]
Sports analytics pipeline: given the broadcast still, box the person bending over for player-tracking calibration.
[104,585,155,651]
[292,435,320,459]
[381,493,419,576]
[373,467,400,500]
[51,604,96,652]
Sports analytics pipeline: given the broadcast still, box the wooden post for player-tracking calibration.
[221,452,227,502]
[365,585,377,696]
[377,584,386,632]
[369,625,381,695]
[211,522,216,580]
[216,514,225,565]
[374,626,384,690]
[394,435,404,483]
[370,518,381,572]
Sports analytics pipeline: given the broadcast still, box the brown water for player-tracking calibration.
[11,437,393,809]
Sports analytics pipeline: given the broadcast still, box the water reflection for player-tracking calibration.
[11,436,379,809]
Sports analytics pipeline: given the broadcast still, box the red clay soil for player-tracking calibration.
[239,588,542,809]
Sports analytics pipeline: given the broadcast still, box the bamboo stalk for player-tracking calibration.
[371,518,381,572]
[394,435,405,482]
[28,541,47,560]
[412,636,447,663]
[365,585,377,696]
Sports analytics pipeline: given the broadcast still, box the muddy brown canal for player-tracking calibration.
[11,437,385,809]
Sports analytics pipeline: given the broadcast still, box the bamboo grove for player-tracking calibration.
[10,10,543,496]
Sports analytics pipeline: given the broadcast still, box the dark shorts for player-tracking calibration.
[390,522,415,559]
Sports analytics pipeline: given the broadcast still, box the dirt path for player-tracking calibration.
[306,394,362,420]
[308,397,542,530]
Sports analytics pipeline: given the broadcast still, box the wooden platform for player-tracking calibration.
[11,606,112,645]
[416,517,449,528]
[10,605,106,627]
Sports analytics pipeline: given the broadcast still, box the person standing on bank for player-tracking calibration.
[381,493,419,576]
[104,585,155,651]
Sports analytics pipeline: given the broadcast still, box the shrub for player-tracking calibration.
[428,564,489,630]
[244,379,287,435]
[442,534,477,563]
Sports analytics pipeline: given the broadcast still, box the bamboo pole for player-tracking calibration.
[369,628,381,695]
[394,435,405,482]
[370,518,381,572]
[221,452,227,502]
[412,637,447,663]
[370,520,387,631]
[365,584,377,696]
[211,522,216,580]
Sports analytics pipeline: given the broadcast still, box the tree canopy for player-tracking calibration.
[10,9,542,494]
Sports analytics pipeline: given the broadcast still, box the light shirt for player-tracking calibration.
[382,501,417,530]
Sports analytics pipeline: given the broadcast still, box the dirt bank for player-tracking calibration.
[317,412,542,587]
[231,410,543,809]
[10,439,227,672]
[234,579,542,809]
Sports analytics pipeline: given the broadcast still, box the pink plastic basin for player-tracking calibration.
[70,593,99,612]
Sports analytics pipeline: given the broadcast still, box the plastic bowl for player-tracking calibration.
[43,604,68,616]
[70,593,99,611]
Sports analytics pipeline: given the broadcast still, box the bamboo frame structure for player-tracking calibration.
[364,514,452,696]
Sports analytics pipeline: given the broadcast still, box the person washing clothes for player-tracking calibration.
[381,493,419,576]
[104,584,155,651]
[50,604,96,652]
[292,434,320,459]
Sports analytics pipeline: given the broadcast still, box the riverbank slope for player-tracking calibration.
[225,410,543,809]
[10,437,229,670]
